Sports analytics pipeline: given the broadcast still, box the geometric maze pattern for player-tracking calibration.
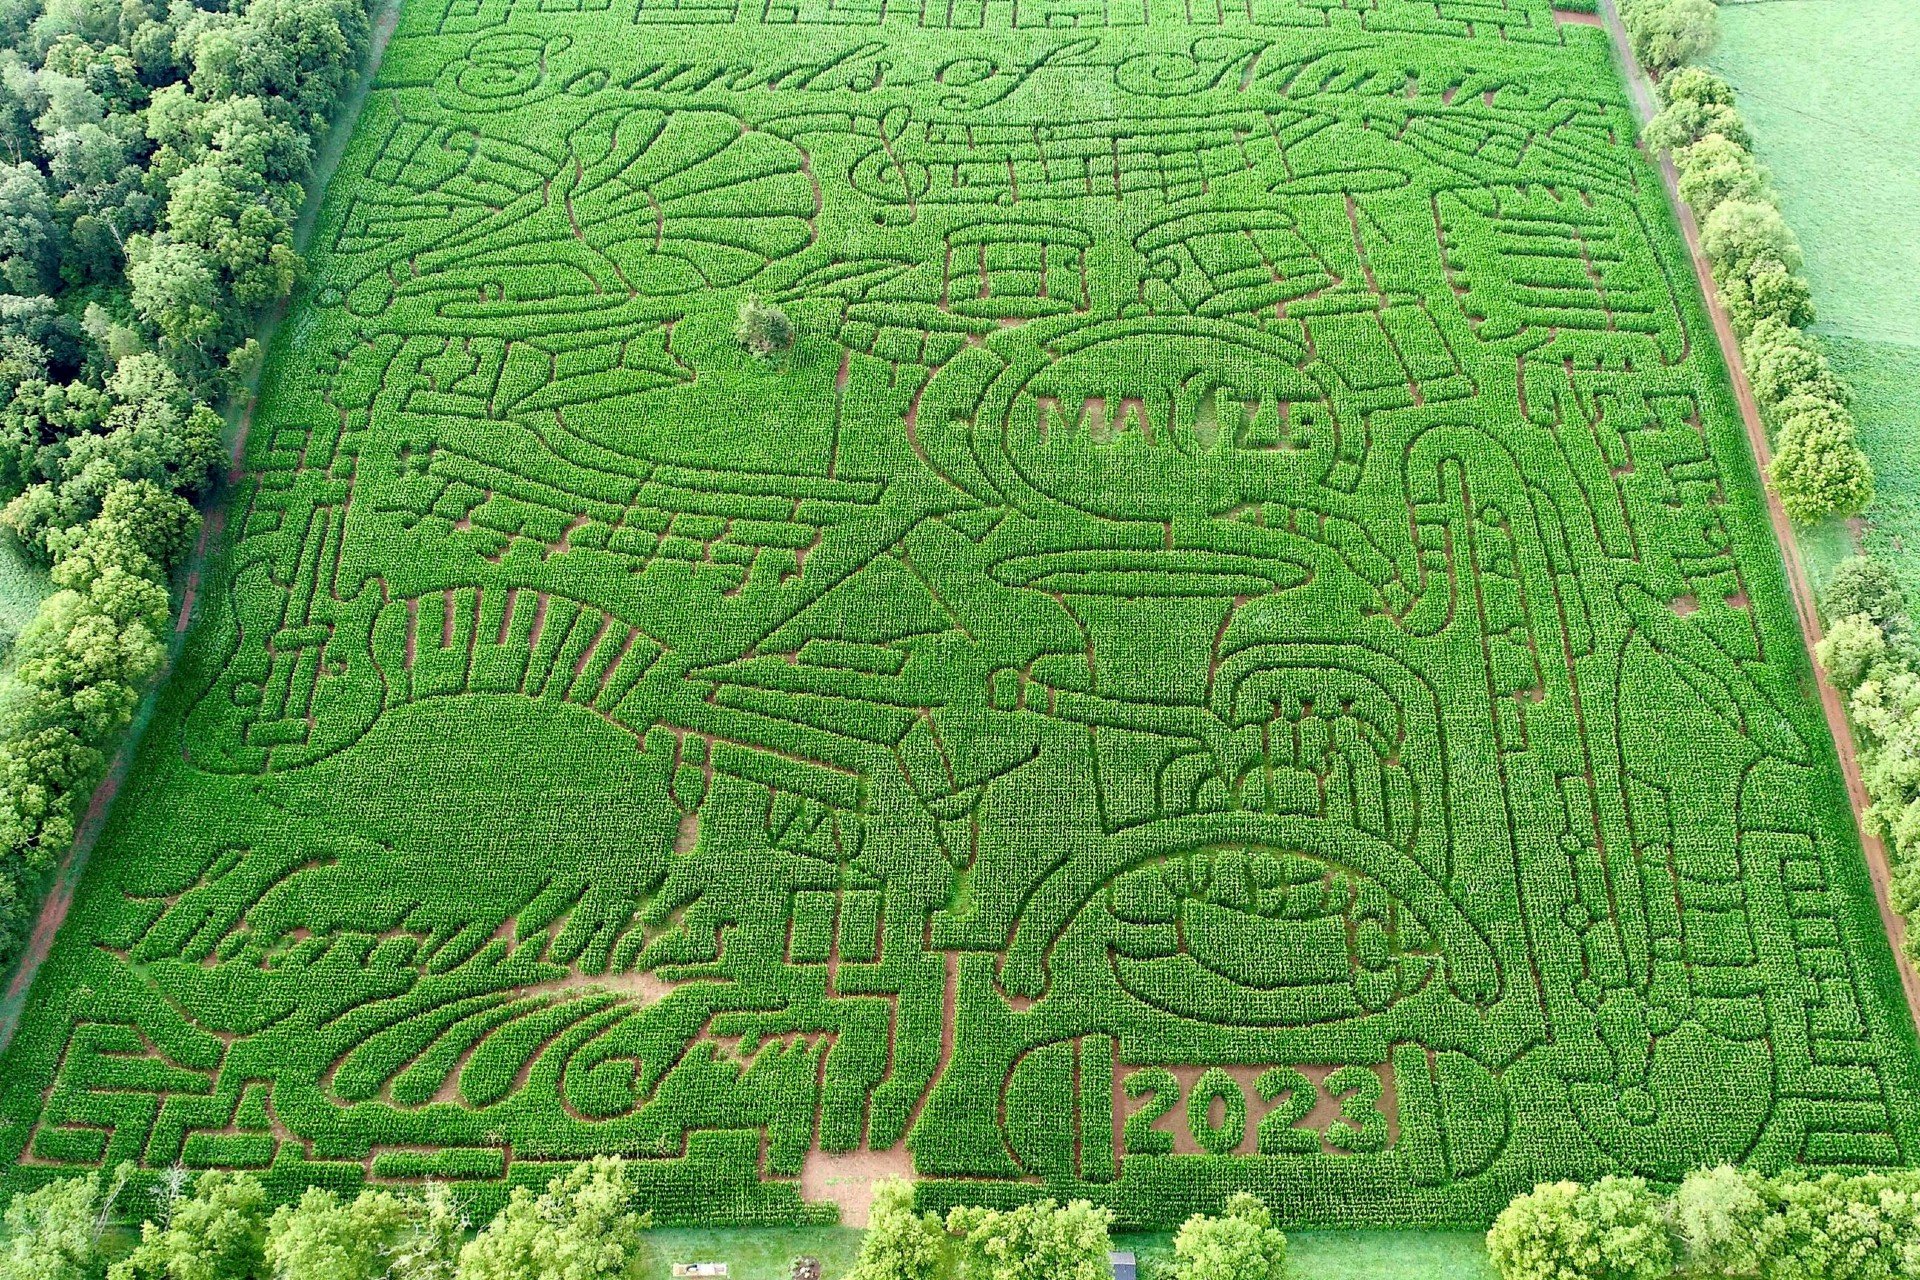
[3,0,1918,1230]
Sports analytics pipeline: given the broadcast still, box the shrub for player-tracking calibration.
[456,1156,652,1280]
[1486,1177,1673,1280]
[1750,1171,1920,1278]
[1171,1193,1289,1280]
[735,296,794,360]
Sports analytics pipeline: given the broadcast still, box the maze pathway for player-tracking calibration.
[3,0,1918,1229]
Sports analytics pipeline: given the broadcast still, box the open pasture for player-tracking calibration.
[3,0,1917,1229]
[1710,0,1920,595]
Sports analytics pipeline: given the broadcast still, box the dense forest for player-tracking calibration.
[0,0,374,959]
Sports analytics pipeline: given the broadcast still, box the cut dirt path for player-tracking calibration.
[1595,0,1920,1032]
[0,0,406,1060]
[797,951,959,1225]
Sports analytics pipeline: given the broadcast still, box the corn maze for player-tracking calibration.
[3,0,1919,1230]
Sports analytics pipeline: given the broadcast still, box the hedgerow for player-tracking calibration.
[1643,66,1874,523]
[2,0,1916,1235]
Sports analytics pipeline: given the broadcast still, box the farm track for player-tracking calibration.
[1595,0,1920,1034]
[0,0,408,1058]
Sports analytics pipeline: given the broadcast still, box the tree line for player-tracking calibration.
[1,1168,1296,1280]
[1488,1165,1920,1280]
[0,0,376,963]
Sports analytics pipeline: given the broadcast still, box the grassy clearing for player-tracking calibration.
[1119,1229,1492,1280]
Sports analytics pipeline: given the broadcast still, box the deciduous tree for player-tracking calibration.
[847,1181,947,1280]
[456,1155,651,1280]
[1171,1193,1289,1280]
[1621,0,1717,73]
[1486,1177,1672,1280]
[945,1199,1115,1280]
[266,1187,414,1280]
[108,1172,269,1280]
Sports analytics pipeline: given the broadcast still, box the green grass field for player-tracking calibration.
[2,0,1916,1234]
[1123,1229,1493,1280]
[1711,0,1920,596]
